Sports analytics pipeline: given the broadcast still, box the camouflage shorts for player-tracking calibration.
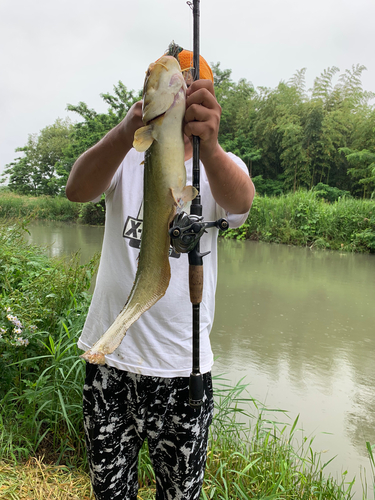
[83,363,214,500]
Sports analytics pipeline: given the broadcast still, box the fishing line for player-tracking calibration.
[187,1,194,71]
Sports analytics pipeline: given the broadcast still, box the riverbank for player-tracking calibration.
[1,220,372,499]
[1,190,374,252]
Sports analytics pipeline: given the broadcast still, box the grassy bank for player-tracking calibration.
[0,191,104,225]
[225,191,375,253]
[2,219,374,499]
[0,191,80,221]
[0,381,366,500]
[1,190,374,251]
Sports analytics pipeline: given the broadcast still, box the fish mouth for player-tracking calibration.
[145,111,166,126]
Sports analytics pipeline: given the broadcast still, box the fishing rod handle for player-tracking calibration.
[189,265,203,304]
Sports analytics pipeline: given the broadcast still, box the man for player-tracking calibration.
[66,49,255,500]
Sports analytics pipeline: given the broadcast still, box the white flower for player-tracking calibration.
[6,314,22,328]
[16,337,29,346]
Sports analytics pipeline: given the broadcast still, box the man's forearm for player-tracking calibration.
[65,121,132,202]
[201,144,255,214]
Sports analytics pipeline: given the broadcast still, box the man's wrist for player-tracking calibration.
[200,142,223,169]
[117,118,136,153]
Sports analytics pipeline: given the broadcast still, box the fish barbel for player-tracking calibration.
[81,55,197,365]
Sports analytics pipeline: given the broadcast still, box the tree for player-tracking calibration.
[212,63,261,175]
[3,118,73,195]
[278,119,310,191]
[4,66,374,199]
[340,147,375,198]
[254,79,308,185]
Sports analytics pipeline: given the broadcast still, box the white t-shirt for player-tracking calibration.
[78,148,250,377]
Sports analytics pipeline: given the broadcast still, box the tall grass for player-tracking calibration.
[201,378,357,500]
[0,191,105,224]
[364,442,375,499]
[0,192,80,221]
[225,191,375,253]
[1,298,90,465]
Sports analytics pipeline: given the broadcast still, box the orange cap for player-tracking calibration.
[177,49,214,83]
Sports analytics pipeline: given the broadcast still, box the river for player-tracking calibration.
[25,221,375,498]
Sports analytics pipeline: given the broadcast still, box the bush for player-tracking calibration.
[79,197,106,225]
[252,174,285,196]
[0,192,107,225]
[313,182,352,203]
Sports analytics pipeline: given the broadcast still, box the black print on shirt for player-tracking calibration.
[122,201,180,258]
[123,215,143,249]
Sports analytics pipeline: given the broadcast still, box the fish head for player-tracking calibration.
[142,55,186,124]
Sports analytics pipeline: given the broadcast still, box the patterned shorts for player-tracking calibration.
[83,363,214,500]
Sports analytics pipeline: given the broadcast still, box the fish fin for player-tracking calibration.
[171,185,198,208]
[133,125,155,152]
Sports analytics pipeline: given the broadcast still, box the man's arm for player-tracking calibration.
[65,101,143,202]
[184,80,255,214]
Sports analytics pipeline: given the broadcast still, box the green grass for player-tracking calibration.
[0,191,105,225]
[225,190,375,253]
[198,378,357,500]
[0,192,81,221]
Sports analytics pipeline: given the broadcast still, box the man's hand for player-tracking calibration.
[184,80,222,162]
[123,101,144,144]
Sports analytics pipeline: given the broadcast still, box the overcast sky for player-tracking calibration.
[1,0,374,180]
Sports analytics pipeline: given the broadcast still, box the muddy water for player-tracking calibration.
[26,222,375,497]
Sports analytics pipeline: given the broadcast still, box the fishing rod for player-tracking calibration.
[188,0,204,407]
[169,0,229,407]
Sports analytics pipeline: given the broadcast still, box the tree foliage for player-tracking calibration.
[3,119,72,196]
[3,66,375,198]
